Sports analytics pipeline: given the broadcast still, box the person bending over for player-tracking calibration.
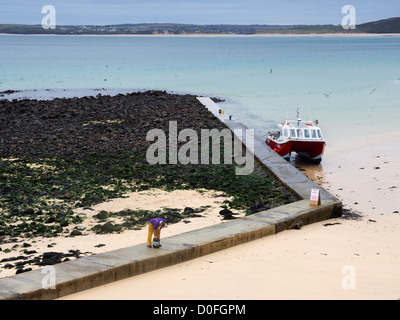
[147,217,166,248]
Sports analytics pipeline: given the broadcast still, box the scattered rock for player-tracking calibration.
[183,207,195,214]
[63,192,73,199]
[60,219,69,227]
[288,220,303,230]
[23,250,37,255]
[39,250,81,266]
[16,268,32,274]
[211,97,225,103]
[95,211,108,220]
[1,255,27,263]
[341,208,362,220]
[0,250,83,275]
[219,208,236,220]
[41,252,64,265]
[93,221,121,234]
[323,222,341,227]
[45,216,56,224]
[70,229,82,236]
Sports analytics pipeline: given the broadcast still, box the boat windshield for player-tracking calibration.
[280,125,323,140]
[311,130,317,138]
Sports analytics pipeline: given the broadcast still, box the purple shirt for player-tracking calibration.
[150,218,166,230]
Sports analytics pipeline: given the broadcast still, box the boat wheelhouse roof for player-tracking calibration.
[274,119,325,141]
[278,119,316,129]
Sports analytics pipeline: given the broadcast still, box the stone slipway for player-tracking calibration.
[0,97,341,300]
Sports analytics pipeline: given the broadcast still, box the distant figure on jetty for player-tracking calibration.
[147,218,166,248]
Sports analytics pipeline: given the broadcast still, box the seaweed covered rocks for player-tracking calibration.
[0,90,218,158]
[0,91,297,242]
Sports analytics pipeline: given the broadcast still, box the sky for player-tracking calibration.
[0,0,399,26]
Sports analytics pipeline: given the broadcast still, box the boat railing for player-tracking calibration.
[267,131,280,140]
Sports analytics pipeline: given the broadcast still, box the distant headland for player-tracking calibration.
[1,17,400,36]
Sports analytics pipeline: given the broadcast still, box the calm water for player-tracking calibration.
[1,35,400,152]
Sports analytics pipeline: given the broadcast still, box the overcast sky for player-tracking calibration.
[0,0,399,25]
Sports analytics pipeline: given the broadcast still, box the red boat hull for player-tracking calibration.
[266,138,325,163]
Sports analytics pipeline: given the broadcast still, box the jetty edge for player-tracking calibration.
[0,97,341,300]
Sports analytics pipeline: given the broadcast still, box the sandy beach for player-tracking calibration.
[0,188,245,279]
[60,133,400,300]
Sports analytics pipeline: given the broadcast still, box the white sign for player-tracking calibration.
[310,189,321,206]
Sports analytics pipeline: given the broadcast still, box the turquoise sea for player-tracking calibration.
[1,34,400,153]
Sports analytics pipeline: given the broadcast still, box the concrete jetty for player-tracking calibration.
[0,97,341,300]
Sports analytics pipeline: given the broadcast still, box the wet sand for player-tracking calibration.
[61,133,400,300]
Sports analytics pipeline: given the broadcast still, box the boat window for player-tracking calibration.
[304,129,310,138]
[317,130,322,138]
[311,130,317,138]
[283,129,288,137]
[296,129,302,138]
[290,129,296,137]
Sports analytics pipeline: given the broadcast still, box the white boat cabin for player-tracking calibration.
[269,119,324,142]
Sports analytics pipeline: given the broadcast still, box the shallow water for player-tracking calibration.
[1,34,400,153]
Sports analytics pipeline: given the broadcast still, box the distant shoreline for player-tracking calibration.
[2,17,399,37]
[2,32,400,37]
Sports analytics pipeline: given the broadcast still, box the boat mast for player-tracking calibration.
[297,108,301,126]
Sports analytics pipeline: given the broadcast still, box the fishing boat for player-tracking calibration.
[266,109,326,163]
